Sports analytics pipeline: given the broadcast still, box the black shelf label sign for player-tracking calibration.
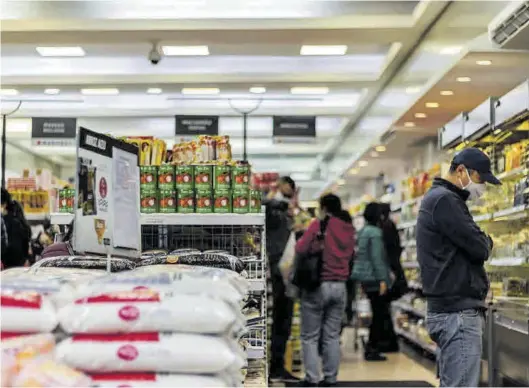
[175,115,219,136]
[273,116,316,137]
[32,117,77,146]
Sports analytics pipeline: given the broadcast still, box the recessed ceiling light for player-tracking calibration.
[337,178,346,186]
[370,151,379,157]
[404,122,415,127]
[440,90,454,96]
[440,46,462,55]
[181,87,220,95]
[375,145,386,152]
[349,168,359,175]
[300,45,347,56]
[457,76,471,83]
[358,160,368,167]
[290,87,329,95]
[44,88,60,95]
[162,46,209,56]
[415,113,427,118]
[249,86,266,94]
[147,88,163,94]
[405,87,421,94]
[476,60,492,66]
[0,89,19,96]
[81,88,119,95]
[425,102,439,108]
[36,46,85,57]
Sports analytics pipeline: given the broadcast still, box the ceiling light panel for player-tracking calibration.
[440,90,454,96]
[476,60,492,66]
[162,46,209,56]
[405,86,421,94]
[0,89,19,96]
[440,46,462,55]
[36,46,85,57]
[147,88,163,94]
[404,122,415,127]
[375,145,386,152]
[457,77,471,83]
[425,102,439,108]
[290,87,329,95]
[44,88,61,95]
[300,45,348,56]
[249,87,266,94]
[358,160,368,167]
[181,88,220,95]
[81,88,119,95]
[415,113,427,118]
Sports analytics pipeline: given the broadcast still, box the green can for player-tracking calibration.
[196,188,213,213]
[214,165,231,190]
[233,188,249,214]
[59,189,74,213]
[232,163,250,189]
[158,165,175,190]
[159,189,177,213]
[140,188,158,213]
[249,190,262,213]
[177,188,195,213]
[175,165,194,190]
[140,166,157,190]
[194,165,213,190]
[214,189,232,213]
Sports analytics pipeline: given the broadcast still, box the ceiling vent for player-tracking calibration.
[489,1,529,49]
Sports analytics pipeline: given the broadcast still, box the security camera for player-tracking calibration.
[148,44,162,65]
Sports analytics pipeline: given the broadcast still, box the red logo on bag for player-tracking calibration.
[99,177,107,198]
[117,345,138,361]
[118,305,140,321]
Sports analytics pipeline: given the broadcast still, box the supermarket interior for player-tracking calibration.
[1,0,529,387]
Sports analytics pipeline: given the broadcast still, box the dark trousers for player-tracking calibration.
[366,291,397,353]
[270,258,294,375]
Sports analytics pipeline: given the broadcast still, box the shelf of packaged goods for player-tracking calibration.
[391,196,424,213]
[395,327,437,355]
[496,167,528,181]
[50,212,266,226]
[488,257,528,267]
[397,220,417,230]
[392,301,426,319]
[402,261,420,269]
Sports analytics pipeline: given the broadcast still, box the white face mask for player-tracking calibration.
[460,168,486,201]
[274,191,289,203]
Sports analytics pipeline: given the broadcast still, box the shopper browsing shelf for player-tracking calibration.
[295,194,355,387]
[417,148,500,387]
[351,202,391,362]
[264,176,299,382]
[1,188,31,269]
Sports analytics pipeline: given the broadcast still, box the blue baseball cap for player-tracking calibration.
[452,148,501,185]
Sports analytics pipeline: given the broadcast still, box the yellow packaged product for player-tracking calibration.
[139,139,153,166]
[216,135,232,161]
[12,358,91,387]
[151,139,167,166]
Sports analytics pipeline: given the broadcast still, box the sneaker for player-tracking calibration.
[364,352,387,362]
[282,370,301,381]
[319,380,337,387]
[297,380,318,387]
[269,370,300,382]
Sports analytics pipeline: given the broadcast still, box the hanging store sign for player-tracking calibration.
[273,116,316,138]
[175,115,219,136]
[73,127,141,259]
[32,117,77,146]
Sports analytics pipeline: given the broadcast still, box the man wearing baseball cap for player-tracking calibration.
[417,148,500,387]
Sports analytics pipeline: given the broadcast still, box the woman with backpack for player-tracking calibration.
[351,202,392,362]
[294,194,356,387]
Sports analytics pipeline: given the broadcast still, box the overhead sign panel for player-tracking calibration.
[175,115,219,136]
[273,116,316,138]
[32,117,77,146]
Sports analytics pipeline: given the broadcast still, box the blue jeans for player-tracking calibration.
[426,309,484,387]
[301,281,346,384]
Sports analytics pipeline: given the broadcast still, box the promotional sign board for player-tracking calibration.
[32,117,77,146]
[272,116,316,138]
[73,127,141,258]
[175,115,219,136]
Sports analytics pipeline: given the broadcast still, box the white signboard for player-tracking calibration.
[73,127,141,258]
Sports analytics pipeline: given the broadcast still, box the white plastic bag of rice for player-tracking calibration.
[56,333,245,374]
[58,289,244,335]
[1,291,58,333]
[11,357,92,387]
[90,372,239,387]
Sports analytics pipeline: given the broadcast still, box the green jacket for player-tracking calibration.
[351,224,391,292]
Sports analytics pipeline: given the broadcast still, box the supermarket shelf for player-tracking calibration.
[247,346,265,359]
[496,167,528,181]
[488,257,528,267]
[395,327,437,355]
[397,220,417,230]
[248,279,266,292]
[492,205,528,219]
[391,196,424,212]
[25,213,49,221]
[393,301,426,318]
[473,213,492,222]
[50,212,266,226]
[402,261,420,269]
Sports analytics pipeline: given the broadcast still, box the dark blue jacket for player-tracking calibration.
[417,178,492,313]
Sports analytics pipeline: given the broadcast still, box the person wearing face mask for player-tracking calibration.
[263,176,299,383]
[417,148,500,387]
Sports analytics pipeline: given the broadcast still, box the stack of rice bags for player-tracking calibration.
[54,264,248,387]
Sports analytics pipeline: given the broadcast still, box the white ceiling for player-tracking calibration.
[0,0,519,197]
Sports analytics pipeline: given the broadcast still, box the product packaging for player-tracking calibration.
[177,189,195,213]
[58,189,74,213]
[157,165,175,190]
[151,139,167,166]
[194,165,213,190]
[158,190,177,213]
[215,136,232,162]
[139,139,153,166]
[0,291,58,333]
[140,166,157,190]
[175,165,194,190]
[232,162,250,189]
[140,189,158,213]
[89,372,234,387]
[233,188,249,214]
[214,165,231,190]
[214,189,232,213]
[249,190,262,213]
[196,188,213,213]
